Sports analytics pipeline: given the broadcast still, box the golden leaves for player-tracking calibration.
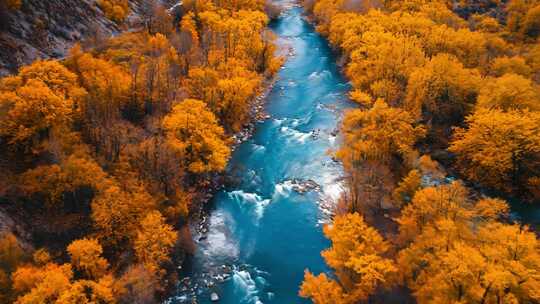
[300,272,348,304]
[405,53,481,123]
[67,238,109,280]
[134,211,177,275]
[98,0,129,23]
[477,73,539,111]
[91,184,157,248]
[0,60,85,151]
[449,109,540,191]
[301,214,396,302]
[162,99,230,173]
[337,99,425,166]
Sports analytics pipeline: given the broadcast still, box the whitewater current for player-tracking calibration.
[168,3,353,303]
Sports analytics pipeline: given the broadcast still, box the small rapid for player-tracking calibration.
[168,2,352,303]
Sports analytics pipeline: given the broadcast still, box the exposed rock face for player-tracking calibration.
[0,207,32,250]
[0,0,147,76]
[451,0,507,20]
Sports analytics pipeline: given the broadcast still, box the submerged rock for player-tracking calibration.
[290,179,321,194]
[311,129,321,139]
[210,292,220,302]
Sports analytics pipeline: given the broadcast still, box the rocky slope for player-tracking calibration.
[0,0,145,76]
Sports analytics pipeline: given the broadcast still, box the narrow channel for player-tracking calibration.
[169,2,353,303]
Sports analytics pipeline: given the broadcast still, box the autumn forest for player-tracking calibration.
[0,0,539,303]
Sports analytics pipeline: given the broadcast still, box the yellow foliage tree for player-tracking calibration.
[336,100,424,212]
[403,222,540,304]
[299,272,348,304]
[21,154,108,203]
[395,183,527,303]
[449,109,540,193]
[12,263,73,304]
[476,73,540,111]
[66,48,131,122]
[397,181,473,244]
[134,211,177,274]
[162,99,230,173]
[67,238,109,279]
[337,99,425,165]
[422,25,487,68]
[346,31,426,104]
[473,198,509,221]
[0,80,73,147]
[98,0,129,23]
[489,56,533,77]
[0,60,85,149]
[301,213,396,303]
[91,184,157,248]
[520,3,540,39]
[32,249,51,266]
[217,76,261,132]
[184,67,221,110]
[525,43,540,80]
[392,169,422,206]
[12,263,115,304]
[1,60,85,102]
[55,276,115,304]
[405,53,481,123]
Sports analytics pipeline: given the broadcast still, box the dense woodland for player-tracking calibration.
[2,0,540,303]
[299,0,540,303]
[0,0,281,303]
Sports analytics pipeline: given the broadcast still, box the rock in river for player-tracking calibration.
[210,292,219,302]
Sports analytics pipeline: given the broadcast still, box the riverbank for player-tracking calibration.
[189,72,282,241]
[186,25,295,241]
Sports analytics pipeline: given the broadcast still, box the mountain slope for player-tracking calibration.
[0,0,143,75]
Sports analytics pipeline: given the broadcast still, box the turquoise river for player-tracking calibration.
[169,2,352,303]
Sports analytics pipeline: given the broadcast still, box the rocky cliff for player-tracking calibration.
[0,0,145,76]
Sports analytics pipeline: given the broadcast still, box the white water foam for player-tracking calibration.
[228,190,271,221]
[312,167,346,223]
[290,119,301,127]
[252,144,266,153]
[289,115,312,127]
[232,270,263,304]
[323,181,345,203]
[273,180,294,199]
[201,211,239,259]
[308,70,331,81]
[272,118,286,126]
[280,126,311,143]
[328,131,338,145]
